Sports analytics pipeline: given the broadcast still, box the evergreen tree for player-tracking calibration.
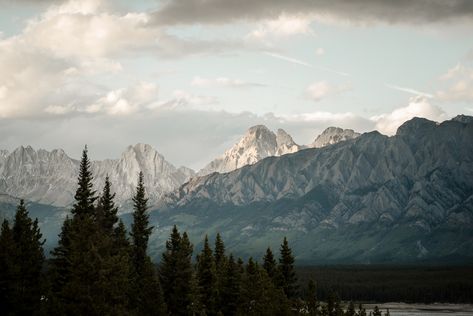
[130,171,152,275]
[159,226,194,315]
[96,176,118,233]
[239,257,290,316]
[263,247,279,284]
[220,254,241,316]
[306,279,319,316]
[0,219,16,314]
[129,171,164,315]
[214,232,226,269]
[196,235,218,315]
[71,146,97,217]
[10,200,45,314]
[278,237,298,298]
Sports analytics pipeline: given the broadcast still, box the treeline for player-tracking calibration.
[1,147,389,315]
[297,266,473,304]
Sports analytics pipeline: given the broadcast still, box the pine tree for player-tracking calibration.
[263,247,279,284]
[96,176,118,233]
[196,235,218,315]
[159,226,194,315]
[10,200,45,314]
[307,279,319,316]
[0,219,16,314]
[214,233,227,313]
[373,306,382,316]
[129,171,164,315]
[278,237,298,298]
[130,171,152,275]
[71,146,97,217]
[220,254,241,316]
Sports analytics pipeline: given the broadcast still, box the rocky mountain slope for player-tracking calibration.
[198,125,359,176]
[310,127,360,148]
[0,143,194,209]
[153,116,473,264]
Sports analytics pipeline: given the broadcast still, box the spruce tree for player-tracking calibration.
[96,176,118,233]
[278,237,298,298]
[357,303,367,316]
[130,171,165,315]
[307,279,319,316]
[214,233,227,313]
[72,146,97,217]
[263,247,279,284]
[196,235,218,314]
[11,200,45,314]
[159,226,194,315]
[0,219,16,314]
[373,306,382,316]
[220,254,241,316]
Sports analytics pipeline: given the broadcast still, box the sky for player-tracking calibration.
[0,0,472,170]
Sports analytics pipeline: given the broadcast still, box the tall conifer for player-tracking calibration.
[279,237,298,298]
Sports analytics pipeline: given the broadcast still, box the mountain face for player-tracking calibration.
[310,127,360,148]
[154,116,473,264]
[198,125,301,176]
[0,144,194,209]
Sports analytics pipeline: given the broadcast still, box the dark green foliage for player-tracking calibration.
[214,233,227,313]
[196,235,218,314]
[279,236,298,298]
[263,247,279,284]
[72,146,97,217]
[0,200,45,315]
[306,279,319,315]
[130,171,153,275]
[239,257,290,316]
[220,254,241,316]
[96,176,119,233]
[357,303,367,316]
[159,226,194,315]
[0,219,16,314]
[129,171,165,315]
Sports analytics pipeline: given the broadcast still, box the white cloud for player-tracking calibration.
[191,76,265,88]
[372,96,448,135]
[385,83,433,98]
[315,48,325,56]
[306,81,351,101]
[436,63,473,102]
[247,14,313,40]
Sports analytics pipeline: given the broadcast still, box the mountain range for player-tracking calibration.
[1,116,472,264]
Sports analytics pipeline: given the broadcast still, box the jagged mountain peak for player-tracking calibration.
[197,125,301,176]
[311,126,360,148]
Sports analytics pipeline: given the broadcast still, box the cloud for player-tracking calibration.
[436,63,473,102]
[306,81,351,101]
[372,96,448,135]
[385,83,434,98]
[247,14,314,40]
[264,52,350,76]
[152,0,473,26]
[191,76,266,88]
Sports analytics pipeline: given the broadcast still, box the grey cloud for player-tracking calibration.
[152,0,473,26]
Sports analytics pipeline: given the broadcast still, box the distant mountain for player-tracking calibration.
[310,127,360,148]
[198,125,360,176]
[0,143,194,210]
[198,125,301,176]
[153,116,473,264]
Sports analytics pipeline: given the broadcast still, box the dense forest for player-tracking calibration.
[0,147,465,315]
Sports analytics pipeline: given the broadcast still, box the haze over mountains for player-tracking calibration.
[0,126,358,207]
[1,116,472,263]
